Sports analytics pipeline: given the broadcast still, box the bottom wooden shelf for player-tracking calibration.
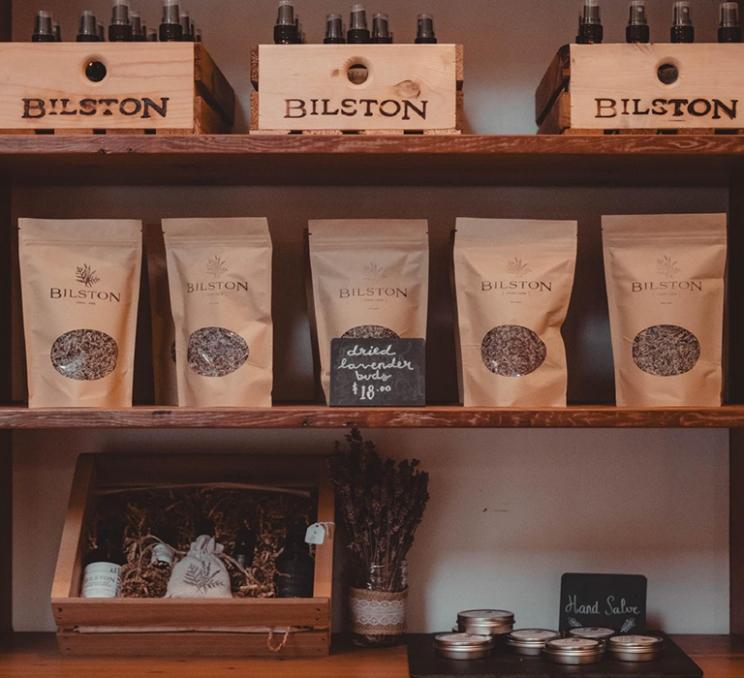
[0,633,741,678]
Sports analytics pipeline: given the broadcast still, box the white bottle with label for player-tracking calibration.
[81,525,124,598]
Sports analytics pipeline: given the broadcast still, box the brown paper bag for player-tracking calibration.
[453,218,577,407]
[163,218,273,407]
[19,219,142,408]
[308,220,429,403]
[602,213,727,407]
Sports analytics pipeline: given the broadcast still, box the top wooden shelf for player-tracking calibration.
[0,134,741,186]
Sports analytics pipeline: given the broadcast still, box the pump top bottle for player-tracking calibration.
[77,11,99,42]
[626,0,649,43]
[130,13,145,41]
[180,13,195,41]
[274,1,299,44]
[372,13,393,43]
[160,0,183,42]
[415,13,437,43]
[324,14,345,43]
[108,1,133,41]
[576,0,603,44]
[719,2,741,42]
[348,4,371,44]
[671,1,694,43]
[32,11,56,42]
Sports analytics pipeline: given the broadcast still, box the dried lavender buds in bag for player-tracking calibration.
[602,214,727,407]
[308,220,429,403]
[19,219,142,408]
[454,218,577,407]
[163,218,273,407]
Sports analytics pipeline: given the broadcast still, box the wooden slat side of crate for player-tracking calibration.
[58,630,331,658]
[52,454,334,657]
[0,43,233,135]
[250,44,463,134]
[536,44,744,134]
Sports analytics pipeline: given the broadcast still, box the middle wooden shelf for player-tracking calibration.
[2,405,744,429]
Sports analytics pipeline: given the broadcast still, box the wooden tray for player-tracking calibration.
[52,453,334,657]
[0,43,234,135]
[250,44,463,135]
[536,44,744,135]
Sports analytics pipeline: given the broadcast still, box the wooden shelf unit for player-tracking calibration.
[2,4,744,670]
[3,405,744,429]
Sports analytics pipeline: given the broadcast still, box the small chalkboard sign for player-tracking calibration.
[559,573,647,633]
[330,338,426,407]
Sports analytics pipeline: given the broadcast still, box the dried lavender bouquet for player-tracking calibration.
[329,428,429,592]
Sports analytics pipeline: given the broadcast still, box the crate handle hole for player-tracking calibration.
[85,60,107,83]
[657,62,679,85]
[347,61,370,86]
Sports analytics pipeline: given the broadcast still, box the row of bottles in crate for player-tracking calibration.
[83,517,315,600]
[30,0,744,46]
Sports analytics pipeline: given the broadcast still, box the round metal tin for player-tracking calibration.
[506,628,560,656]
[569,627,615,642]
[457,609,515,636]
[608,634,664,662]
[434,632,495,660]
[544,637,604,665]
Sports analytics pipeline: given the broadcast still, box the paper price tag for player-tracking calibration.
[305,522,334,545]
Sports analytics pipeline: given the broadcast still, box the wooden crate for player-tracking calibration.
[0,43,234,135]
[52,454,334,657]
[536,44,744,135]
[250,44,463,135]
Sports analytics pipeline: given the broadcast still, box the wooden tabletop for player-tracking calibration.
[0,633,741,678]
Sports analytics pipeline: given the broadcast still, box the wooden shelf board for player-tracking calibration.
[0,633,740,678]
[2,405,744,429]
[0,134,740,185]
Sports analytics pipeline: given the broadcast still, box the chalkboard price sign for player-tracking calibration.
[330,338,426,407]
[559,573,647,633]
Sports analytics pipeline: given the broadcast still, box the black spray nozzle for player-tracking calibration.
[109,0,133,41]
[719,2,741,42]
[131,13,146,41]
[160,0,183,41]
[415,13,437,43]
[348,4,370,43]
[180,12,195,41]
[33,10,55,42]
[274,1,299,44]
[671,0,694,42]
[324,13,345,43]
[97,21,105,41]
[626,0,649,43]
[53,20,62,42]
[77,10,99,41]
[372,12,392,43]
[576,0,603,43]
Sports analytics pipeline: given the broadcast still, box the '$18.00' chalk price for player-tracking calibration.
[352,382,393,401]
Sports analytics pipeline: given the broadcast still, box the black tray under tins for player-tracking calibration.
[407,633,702,678]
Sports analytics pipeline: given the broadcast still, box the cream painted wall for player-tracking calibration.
[10,0,731,634]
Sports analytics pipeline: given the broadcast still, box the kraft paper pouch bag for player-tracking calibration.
[19,219,142,408]
[308,220,429,403]
[454,218,577,407]
[144,227,177,406]
[163,218,273,407]
[602,213,727,407]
